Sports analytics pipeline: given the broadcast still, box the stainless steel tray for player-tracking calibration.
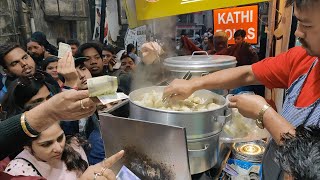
[99,115,192,180]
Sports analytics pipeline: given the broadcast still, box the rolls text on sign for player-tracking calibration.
[214,5,258,44]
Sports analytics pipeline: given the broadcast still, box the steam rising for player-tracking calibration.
[131,17,178,91]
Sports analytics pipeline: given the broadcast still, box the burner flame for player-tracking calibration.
[237,144,264,155]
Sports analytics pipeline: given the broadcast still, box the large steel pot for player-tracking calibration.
[129,86,231,174]
[163,52,236,95]
[163,52,237,78]
[129,86,229,139]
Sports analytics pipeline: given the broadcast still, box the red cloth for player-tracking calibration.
[252,46,320,107]
[216,42,259,66]
[0,157,10,172]
[180,36,202,55]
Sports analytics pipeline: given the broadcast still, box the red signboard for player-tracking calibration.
[214,5,259,44]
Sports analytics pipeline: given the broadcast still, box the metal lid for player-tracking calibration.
[164,51,237,73]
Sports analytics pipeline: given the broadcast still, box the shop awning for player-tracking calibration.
[136,0,268,20]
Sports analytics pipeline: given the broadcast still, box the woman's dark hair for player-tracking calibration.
[2,73,55,118]
[25,130,89,174]
[41,56,65,82]
[3,74,89,173]
[126,43,135,53]
[42,56,59,70]
[64,134,90,173]
[62,143,89,174]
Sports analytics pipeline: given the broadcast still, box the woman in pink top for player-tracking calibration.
[2,52,124,180]
[4,122,88,180]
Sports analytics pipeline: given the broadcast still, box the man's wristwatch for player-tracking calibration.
[256,104,271,129]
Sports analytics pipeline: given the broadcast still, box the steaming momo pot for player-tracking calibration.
[129,86,231,174]
[163,52,236,95]
[163,52,237,78]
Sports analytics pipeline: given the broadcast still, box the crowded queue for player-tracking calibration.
[0,38,137,179]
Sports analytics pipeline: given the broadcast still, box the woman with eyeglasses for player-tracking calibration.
[3,69,80,137]
[2,72,58,118]
[2,74,65,160]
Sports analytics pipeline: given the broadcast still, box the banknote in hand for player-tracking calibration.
[87,75,118,97]
[58,42,72,58]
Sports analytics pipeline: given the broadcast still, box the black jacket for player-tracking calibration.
[0,114,32,160]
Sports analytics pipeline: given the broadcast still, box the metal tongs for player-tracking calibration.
[162,71,192,103]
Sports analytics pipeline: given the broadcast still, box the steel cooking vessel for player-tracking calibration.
[163,52,237,78]
[129,86,231,174]
[163,52,236,95]
[129,86,229,139]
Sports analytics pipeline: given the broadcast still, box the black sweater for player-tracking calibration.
[0,114,32,160]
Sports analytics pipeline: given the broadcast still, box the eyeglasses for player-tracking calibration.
[13,71,48,110]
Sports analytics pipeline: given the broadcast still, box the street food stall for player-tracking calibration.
[98,0,294,179]
[99,53,270,179]
[99,83,269,179]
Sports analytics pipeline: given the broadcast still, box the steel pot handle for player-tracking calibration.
[188,144,210,157]
[224,93,233,124]
[201,72,209,77]
[225,94,233,106]
[217,113,232,126]
[216,94,233,125]
[189,51,210,59]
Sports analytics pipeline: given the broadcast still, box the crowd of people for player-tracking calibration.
[0,31,143,179]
